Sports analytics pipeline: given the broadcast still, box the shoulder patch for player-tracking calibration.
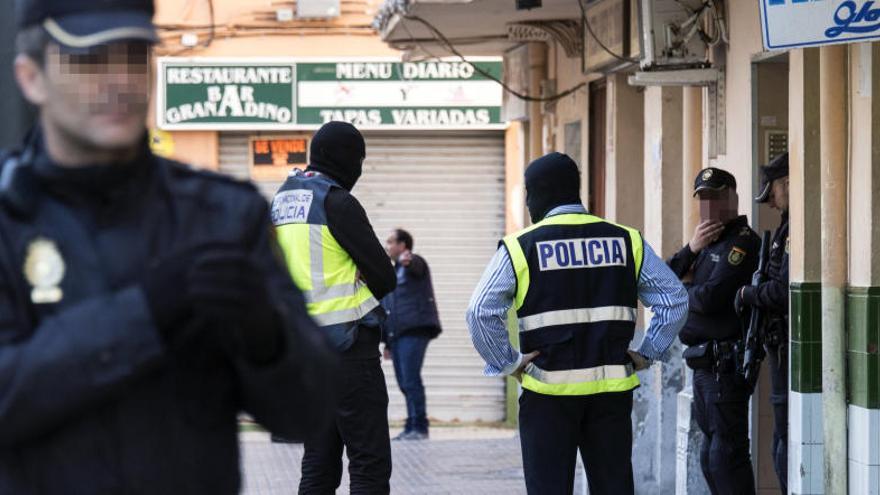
[728,246,746,266]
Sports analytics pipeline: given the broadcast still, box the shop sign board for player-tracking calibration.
[760,0,880,50]
[158,58,504,130]
[250,136,309,181]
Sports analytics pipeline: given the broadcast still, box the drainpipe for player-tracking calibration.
[527,42,547,161]
[682,86,703,239]
[819,44,848,495]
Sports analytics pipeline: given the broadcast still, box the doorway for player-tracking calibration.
[751,51,790,495]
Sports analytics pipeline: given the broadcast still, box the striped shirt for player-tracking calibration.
[466,204,688,376]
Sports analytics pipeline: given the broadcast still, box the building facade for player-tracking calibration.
[375,0,878,493]
[152,0,509,424]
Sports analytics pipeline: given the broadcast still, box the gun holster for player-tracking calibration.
[763,317,788,349]
[684,342,714,370]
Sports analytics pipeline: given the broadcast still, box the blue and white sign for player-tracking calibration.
[760,0,880,50]
[536,237,627,272]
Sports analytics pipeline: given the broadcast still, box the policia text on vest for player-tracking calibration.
[536,237,628,271]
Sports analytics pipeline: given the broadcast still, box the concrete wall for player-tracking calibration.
[846,42,880,495]
[548,42,594,200]
[716,0,764,217]
[606,73,644,230]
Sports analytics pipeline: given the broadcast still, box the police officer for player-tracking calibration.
[272,122,397,494]
[736,152,790,493]
[668,168,760,495]
[467,152,688,494]
[0,1,336,492]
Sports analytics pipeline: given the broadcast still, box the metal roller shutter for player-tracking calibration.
[219,131,507,423]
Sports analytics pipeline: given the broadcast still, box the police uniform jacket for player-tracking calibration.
[667,216,760,346]
[0,138,335,494]
[745,212,789,318]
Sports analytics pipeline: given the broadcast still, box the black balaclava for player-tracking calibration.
[525,152,582,223]
[308,121,366,191]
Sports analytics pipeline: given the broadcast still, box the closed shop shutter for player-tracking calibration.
[219,131,507,423]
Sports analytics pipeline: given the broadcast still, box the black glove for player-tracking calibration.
[188,250,283,364]
[142,251,197,341]
[735,286,758,316]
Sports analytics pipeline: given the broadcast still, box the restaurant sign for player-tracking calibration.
[157,58,503,130]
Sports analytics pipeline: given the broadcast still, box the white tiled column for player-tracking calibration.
[789,392,825,494]
[848,406,880,494]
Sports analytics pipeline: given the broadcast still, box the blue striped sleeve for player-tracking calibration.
[465,247,523,376]
[635,241,689,361]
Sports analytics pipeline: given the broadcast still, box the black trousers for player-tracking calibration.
[299,328,392,495]
[519,389,634,495]
[692,369,755,495]
[767,344,788,493]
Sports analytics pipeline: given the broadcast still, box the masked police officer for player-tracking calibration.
[737,152,790,493]
[0,0,336,492]
[272,121,397,494]
[668,168,760,495]
[467,152,688,494]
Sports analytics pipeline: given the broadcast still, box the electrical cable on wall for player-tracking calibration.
[402,15,587,103]
[576,0,638,64]
[166,0,215,55]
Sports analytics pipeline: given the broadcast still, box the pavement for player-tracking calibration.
[240,426,588,494]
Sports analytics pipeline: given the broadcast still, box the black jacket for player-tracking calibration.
[0,140,336,493]
[744,212,789,317]
[381,254,441,341]
[668,216,761,346]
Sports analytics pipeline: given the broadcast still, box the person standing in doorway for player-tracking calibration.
[669,168,761,495]
[272,122,397,494]
[736,152,790,493]
[383,228,442,441]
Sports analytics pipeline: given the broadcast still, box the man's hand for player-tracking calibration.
[383,346,392,361]
[735,286,755,315]
[511,351,540,383]
[681,270,694,284]
[627,350,651,371]
[399,250,413,267]
[688,220,725,254]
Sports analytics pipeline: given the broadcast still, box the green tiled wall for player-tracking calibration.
[791,282,823,393]
[847,287,880,409]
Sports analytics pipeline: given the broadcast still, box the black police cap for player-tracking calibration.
[755,152,789,203]
[693,167,737,197]
[17,0,157,49]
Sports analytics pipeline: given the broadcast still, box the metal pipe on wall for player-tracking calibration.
[819,43,848,495]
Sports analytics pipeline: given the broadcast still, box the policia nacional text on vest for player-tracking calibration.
[271,170,380,349]
[503,213,643,395]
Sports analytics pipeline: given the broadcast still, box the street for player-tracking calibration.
[241,428,589,494]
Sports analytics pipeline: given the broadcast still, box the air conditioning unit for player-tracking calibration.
[639,0,713,71]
